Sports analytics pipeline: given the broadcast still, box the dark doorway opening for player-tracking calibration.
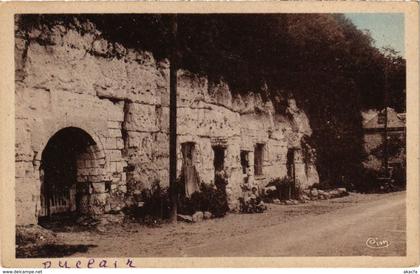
[212,145,229,215]
[240,151,250,174]
[254,144,265,176]
[285,148,298,199]
[181,142,199,197]
[181,142,195,167]
[38,127,96,226]
[286,148,295,183]
[213,146,226,188]
[213,146,225,173]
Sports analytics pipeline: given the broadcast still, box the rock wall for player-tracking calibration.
[175,72,319,209]
[15,19,319,224]
[15,21,169,224]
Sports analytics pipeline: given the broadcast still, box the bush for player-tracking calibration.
[133,177,229,221]
[265,177,300,201]
[178,182,229,218]
[352,167,406,193]
[134,180,171,222]
[312,179,334,190]
[352,168,381,193]
[390,163,406,190]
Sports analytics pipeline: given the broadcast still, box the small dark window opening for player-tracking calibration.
[254,144,264,176]
[105,181,112,193]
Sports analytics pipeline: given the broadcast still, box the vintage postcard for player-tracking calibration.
[0,1,419,269]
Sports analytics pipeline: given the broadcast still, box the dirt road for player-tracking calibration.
[59,191,405,257]
[184,191,406,256]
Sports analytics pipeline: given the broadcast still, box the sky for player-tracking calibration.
[344,13,405,57]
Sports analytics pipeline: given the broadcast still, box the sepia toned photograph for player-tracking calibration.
[2,3,417,267]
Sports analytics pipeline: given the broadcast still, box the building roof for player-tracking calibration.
[363,107,405,129]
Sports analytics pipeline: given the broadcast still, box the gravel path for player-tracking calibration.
[53,191,406,257]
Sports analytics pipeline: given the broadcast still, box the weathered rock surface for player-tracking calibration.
[15,18,320,225]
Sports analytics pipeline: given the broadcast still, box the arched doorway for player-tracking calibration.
[38,127,102,224]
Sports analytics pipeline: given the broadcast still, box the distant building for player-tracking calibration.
[362,107,406,173]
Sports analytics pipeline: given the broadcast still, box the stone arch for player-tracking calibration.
[37,126,108,222]
[32,119,107,164]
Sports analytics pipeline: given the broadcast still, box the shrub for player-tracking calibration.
[208,185,229,217]
[131,176,229,221]
[352,167,406,193]
[352,168,380,193]
[265,177,300,200]
[390,163,406,190]
[312,178,340,190]
[178,182,229,218]
[135,180,171,221]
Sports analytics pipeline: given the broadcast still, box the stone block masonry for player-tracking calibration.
[15,18,319,225]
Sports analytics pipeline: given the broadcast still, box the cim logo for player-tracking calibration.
[366,237,390,249]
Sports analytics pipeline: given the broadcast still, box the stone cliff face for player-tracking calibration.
[175,71,319,209]
[15,19,319,224]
